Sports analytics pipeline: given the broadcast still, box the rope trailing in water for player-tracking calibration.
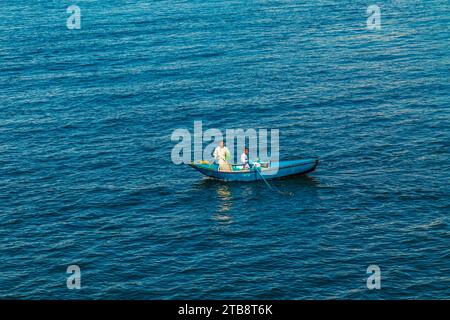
[254,167,293,197]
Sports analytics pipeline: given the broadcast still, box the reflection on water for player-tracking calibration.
[217,183,232,214]
[194,178,234,223]
[195,174,321,191]
[192,175,322,218]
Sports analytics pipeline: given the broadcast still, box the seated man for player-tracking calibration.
[240,147,250,169]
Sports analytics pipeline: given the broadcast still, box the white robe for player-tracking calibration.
[240,153,249,168]
[213,146,230,164]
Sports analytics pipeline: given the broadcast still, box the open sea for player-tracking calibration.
[0,0,449,299]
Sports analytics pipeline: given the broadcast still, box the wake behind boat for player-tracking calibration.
[189,158,319,182]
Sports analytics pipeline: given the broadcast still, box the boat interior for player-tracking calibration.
[196,161,270,172]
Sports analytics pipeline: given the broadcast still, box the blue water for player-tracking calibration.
[1,0,449,299]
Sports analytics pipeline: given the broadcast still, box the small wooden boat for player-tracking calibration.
[188,158,319,182]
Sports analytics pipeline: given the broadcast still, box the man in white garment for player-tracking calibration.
[240,147,261,169]
[240,147,249,169]
[213,141,231,171]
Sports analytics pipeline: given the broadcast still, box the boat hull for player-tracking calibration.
[188,158,319,182]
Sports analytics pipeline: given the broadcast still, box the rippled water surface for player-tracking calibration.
[1,1,449,299]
